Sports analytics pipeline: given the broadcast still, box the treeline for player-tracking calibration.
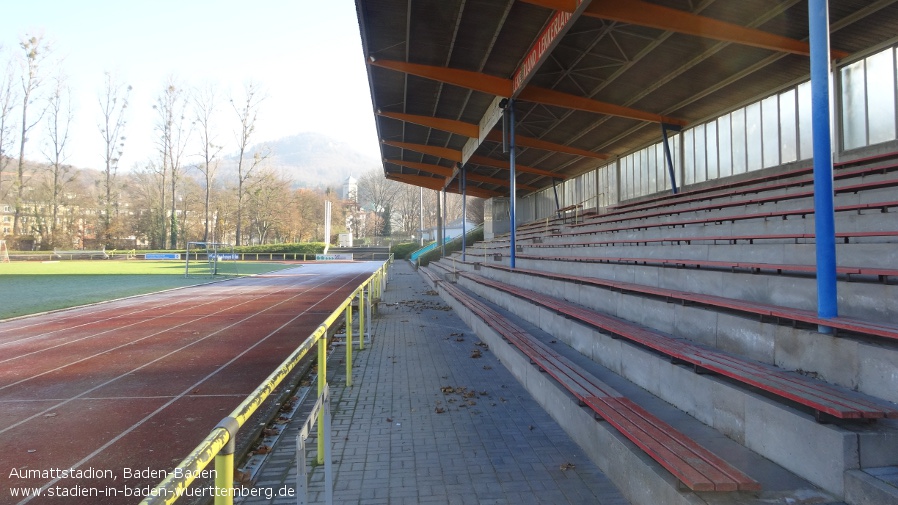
[0,33,351,251]
[0,33,481,251]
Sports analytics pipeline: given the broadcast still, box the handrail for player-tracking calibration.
[140,256,392,505]
[409,237,450,261]
[410,224,484,261]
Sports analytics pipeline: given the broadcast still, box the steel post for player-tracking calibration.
[213,416,239,505]
[508,99,517,269]
[359,286,365,349]
[345,302,352,387]
[365,279,373,351]
[317,336,326,464]
[462,165,467,262]
[661,123,680,194]
[809,0,838,330]
[440,189,449,258]
[213,453,233,505]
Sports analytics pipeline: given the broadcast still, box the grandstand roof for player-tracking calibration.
[354,0,898,198]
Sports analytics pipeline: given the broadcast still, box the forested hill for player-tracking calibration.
[246,132,380,190]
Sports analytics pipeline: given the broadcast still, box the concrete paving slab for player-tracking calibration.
[238,261,629,504]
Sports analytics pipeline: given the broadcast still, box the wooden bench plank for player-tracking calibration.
[598,156,898,218]
[463,272,898,420]
[553,200,898,239]
[490,260,898,341]
[528,230,898,249]
[434,278,760,492]
[520,254,898,284]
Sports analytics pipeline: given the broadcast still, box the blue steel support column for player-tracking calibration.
[461,165,467,262]
[661,123,680,195]
[809,0,838,330]
[508,99,517,269]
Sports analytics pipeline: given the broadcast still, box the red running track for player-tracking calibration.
[0,262,379,504]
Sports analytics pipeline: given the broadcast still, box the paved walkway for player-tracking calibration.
[240,261,629,505]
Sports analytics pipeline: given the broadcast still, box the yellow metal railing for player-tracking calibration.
[140,256,392,505]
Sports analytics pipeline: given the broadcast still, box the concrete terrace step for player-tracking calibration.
[432,256,898,404]
[479,262,898,342]
[458,270,898,421]
[607,152,898,214]
[433,262,898,497]
[421,266,848,505]
[512,252,898,283]
[442,258,898,402]
[437,275,759,492]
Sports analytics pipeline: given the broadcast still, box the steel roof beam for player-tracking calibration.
[370,58,511,96]
[385,158,540,191]
[385,172,502,198]
[378,110,608,159]
[467,154,561,179]
[581,0,850,59]
[382,139,565,179]
[369,58,686,126]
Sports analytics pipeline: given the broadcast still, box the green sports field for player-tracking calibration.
[0,260,296,319]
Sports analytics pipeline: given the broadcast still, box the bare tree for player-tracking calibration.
[394,183,422,238]
[97,72,130,247]
[246,168,290,244]
[0,52,17,205]
[357,168,400,216]
[230,82,268,246]
[13,34,49,236]
[126,162,164,248]
[40,70,74,248]
[192,83,222,243]
[153,76,192,249]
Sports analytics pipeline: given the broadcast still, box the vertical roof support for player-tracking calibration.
[506,99,518,270]
[809,0,838,330]
[552,179,561,217]
[461,165,467,263]
[661,123,682,195]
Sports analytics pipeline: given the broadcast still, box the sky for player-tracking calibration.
[0,0,381,170]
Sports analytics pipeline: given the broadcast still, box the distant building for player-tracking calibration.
[1,203,12,236]
[342,175,357,203]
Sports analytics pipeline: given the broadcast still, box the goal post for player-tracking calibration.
[185,242,238,278]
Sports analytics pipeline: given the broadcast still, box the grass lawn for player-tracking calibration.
[0,260,297,319]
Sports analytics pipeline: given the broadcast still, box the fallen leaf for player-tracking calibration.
[434,407,445,414]
[560,462,576,471]
[235,469,252,483]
